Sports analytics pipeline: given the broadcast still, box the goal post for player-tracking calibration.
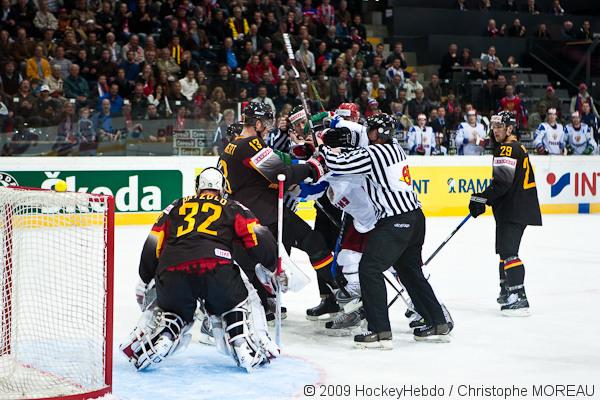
[0,186,114,400]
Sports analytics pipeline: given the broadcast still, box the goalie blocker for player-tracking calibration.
[121,168,281,372]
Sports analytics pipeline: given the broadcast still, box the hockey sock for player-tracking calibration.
[503,257,525,295]
[498,259,506,282]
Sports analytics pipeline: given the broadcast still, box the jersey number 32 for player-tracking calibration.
[176,202,222,237]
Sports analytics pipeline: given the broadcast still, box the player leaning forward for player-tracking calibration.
[317,113,451,347]
[469,111,542,315]
[120,168,281,372]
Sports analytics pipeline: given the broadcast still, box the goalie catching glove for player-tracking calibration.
[255,263,288,295]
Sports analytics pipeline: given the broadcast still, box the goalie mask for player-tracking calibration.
[322,127,359,148]
[366,113,395,142]
[195,167,225,195]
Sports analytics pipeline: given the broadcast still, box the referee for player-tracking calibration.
[317,113,451,348]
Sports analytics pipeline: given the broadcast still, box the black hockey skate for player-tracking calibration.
[354,330,393,350]
[266,298,287,323]
[325,307,365,330]
[413,323,451,343]
[441,303,454,332]
[306,293,341,322]
[497,280,510,305]
[409,316,426,328]
[335,288,358,305]
[501,292,530,317]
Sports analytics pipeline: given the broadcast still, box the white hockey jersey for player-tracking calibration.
[533,122,566,155]
[407,125,436,155]
[564,123,597,155]
[455,122,487,155]
[327,174,377,233]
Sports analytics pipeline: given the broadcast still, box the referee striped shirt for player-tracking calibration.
[321,140,420,220]
[267,128,291,153]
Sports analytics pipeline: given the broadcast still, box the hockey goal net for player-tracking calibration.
[0,186,114,400]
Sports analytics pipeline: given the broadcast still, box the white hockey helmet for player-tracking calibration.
[195,167,224,194]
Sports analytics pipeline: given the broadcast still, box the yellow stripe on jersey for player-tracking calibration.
[246,221,258,246]
[150,229,165,259]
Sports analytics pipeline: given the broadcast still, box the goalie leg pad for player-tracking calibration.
[221,297,274,372]
[242,277,280,359]
[120,308,192,371]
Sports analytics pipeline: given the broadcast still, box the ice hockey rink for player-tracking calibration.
[111,214,600,400]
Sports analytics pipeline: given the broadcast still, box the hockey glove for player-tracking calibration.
[306,155,327,181]
[584,144,595,155]
[323,127,358,148]
[416,145,426,155]
[290,142,316,160]
[536,144,548,155]
[135,279,157,311]
[255,263,289,294]
[469,195,487,218]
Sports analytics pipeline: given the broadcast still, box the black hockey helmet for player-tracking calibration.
[226,122,243,141]
[322,127,359,148]
[366,113,395,141]
[243,102,274,129]
[491,111,516,128]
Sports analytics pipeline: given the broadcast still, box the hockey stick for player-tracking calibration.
[423,214,471,266]
[330,212,352,298]
[282,34,325,112]
[383,273,413,311]
[283,33,318,144]
[314,200,341,230]
[275,174,286,347]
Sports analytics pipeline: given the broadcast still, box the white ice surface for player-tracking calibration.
[112,215,600,399]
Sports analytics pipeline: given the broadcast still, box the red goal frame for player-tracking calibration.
[0,186,114,400]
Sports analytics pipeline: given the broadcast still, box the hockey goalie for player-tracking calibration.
[120,168,283,372]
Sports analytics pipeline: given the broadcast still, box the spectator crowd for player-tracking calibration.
[0,0,597,156]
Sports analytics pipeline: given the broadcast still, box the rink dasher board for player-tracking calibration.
[1,156,599,225]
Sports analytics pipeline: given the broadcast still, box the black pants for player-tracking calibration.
[495,222,526,259]
[313,199,342,296]
[156,263,248,323]
[359,209,445,333]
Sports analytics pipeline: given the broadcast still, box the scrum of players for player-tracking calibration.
[119,100,541,373]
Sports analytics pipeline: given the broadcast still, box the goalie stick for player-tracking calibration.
[275,174,285,347]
